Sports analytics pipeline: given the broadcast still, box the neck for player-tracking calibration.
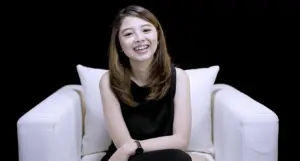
[130,59,152,85]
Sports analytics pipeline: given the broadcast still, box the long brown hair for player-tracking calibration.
[108,5,172,107]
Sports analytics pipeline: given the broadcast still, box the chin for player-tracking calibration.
[130,51,155,62]
[132,54,153,62]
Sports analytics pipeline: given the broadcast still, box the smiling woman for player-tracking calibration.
[108,5,172,108]
[99,5,204,161]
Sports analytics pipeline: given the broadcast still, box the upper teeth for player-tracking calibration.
[134,45,148,51]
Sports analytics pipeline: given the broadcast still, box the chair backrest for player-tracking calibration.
[77,64,219,156]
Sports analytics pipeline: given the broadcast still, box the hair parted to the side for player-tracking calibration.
[108,5,172,107]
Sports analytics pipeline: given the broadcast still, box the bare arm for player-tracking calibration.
[128,68,192,152]
[99,72,133,149]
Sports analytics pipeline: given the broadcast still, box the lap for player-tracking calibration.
[101,149,207,161]
[129,149,192,161]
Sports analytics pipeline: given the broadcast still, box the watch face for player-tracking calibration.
[136,148,143,154]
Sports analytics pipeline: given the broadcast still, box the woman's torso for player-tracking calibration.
[104,64,177,156]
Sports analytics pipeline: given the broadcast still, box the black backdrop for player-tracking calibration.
[10,1,299,161]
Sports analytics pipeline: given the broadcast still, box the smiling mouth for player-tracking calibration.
[133,45,150,51]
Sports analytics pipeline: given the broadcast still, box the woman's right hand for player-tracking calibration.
[109,140,137,161]
[109,141,136,161]
[108,148,129,161]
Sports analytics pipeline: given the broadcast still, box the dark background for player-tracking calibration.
[8,0,298,161]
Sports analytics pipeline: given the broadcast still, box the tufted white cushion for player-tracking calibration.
[185,66,219,155]
[76,65,110,155]
[77,64,219,156]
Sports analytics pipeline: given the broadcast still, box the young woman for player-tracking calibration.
[100,5,205,161]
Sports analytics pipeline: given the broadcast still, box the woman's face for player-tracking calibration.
[118,16,158,63]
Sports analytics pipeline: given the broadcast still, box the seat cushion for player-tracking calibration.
[81,152,106,161]
[77,64,219,156]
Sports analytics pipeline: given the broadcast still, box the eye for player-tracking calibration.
[124,32,132,37]
[143,29,151,33]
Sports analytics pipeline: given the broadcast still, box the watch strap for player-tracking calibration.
[134,140,143,154]
[135,140,142,148]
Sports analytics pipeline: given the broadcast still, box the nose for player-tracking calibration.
[134,32,145,43]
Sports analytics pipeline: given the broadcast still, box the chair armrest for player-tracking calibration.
[17,85,84,161]
[212,84,279,161]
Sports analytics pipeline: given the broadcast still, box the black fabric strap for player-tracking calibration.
[171,64,177,99]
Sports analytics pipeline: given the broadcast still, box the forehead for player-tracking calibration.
[120,16,153,30]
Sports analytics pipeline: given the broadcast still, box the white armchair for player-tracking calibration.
[17,83,279,161]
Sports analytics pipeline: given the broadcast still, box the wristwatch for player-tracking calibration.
[134,140,144,155]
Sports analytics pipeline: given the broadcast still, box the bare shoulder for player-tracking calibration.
[99,71,120,108]
[99,71,110,91]
[174,67,190,99]
[175,67,189,83]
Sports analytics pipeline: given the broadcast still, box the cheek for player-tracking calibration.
[119,38,133,51]
[149,36,158,46]
[148,32,158,44]
[150,38,158,44]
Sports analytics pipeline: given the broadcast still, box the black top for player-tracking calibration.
[101,64,177,161]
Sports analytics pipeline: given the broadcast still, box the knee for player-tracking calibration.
[129,149,192,161]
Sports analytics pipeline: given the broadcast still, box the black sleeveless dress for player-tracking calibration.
[100,64,191,161]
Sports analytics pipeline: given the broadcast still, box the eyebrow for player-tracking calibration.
[121,24,152,34]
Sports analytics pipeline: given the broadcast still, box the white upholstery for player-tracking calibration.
[212,84,279,161]
[17,85,83,161]
[17,79,279,161]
